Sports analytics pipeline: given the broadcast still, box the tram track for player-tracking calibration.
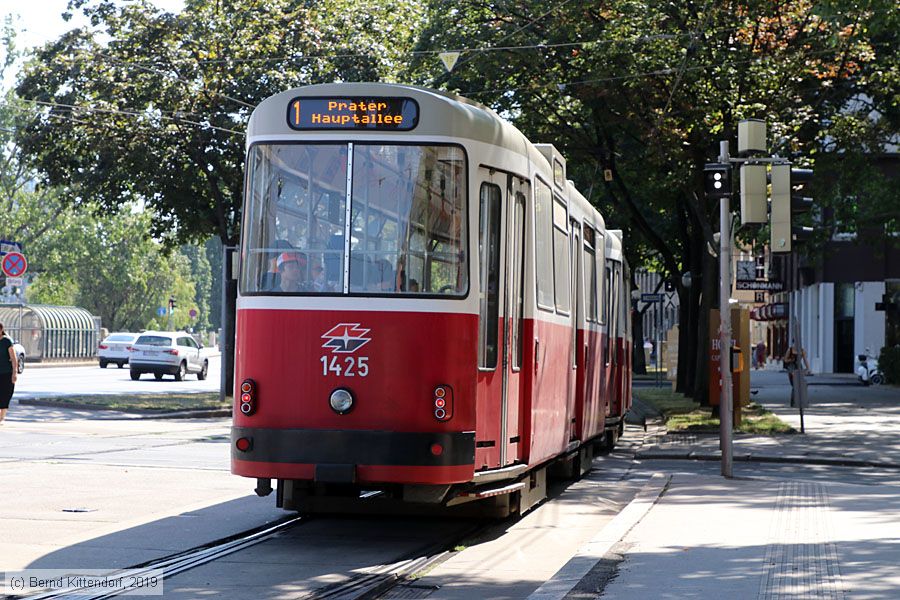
[14,506,492,600]
[299,521,490,600]
[18,515,305,600]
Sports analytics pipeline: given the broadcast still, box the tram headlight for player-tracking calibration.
[329,388,354,414]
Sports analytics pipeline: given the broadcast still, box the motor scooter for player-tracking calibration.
[856,349,884,386]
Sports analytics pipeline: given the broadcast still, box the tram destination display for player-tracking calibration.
[287,97,419,130]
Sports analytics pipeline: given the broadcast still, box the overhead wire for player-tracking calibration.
[8,43,849,137]
[12,97,244,136]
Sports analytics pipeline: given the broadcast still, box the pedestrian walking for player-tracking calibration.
[0,322,19,424]
[755,341,767,370]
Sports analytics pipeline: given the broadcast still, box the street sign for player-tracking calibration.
[641,293,663,302]
[5,277,23,287]
[157,307,167,317]
[0,239,22,254]
[735,280,784,291]
[189,309,198,319]
[1,252,27,277]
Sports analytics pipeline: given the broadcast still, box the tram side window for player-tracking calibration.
[350,144,467,295]
[552,196,570,314]
[596,232,606,324]
[478,183,502,369]
[604,262,613,364]
[534,178,554,310]
[583,226,598,323]
[608,261,620,363]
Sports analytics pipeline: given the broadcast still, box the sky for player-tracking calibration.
[1,0,184,89]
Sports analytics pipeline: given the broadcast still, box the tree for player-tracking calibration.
[27,206,200,332]
[181,243,212,332]
[406,0,896,402]
[14,0,424,392]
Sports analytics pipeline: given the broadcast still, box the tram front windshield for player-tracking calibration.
[241,144,468,296]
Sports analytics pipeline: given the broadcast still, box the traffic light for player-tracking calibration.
[704,163,732,199]
[169,296,177,310]
[770,165,815,253]
[739,164,767,224]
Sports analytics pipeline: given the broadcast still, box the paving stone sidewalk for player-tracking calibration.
[636,370,900,468]
[558,371,900,599]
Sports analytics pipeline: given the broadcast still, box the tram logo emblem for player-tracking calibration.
[321,323,372,354]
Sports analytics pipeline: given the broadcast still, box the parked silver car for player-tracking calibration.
[129,331,208,381]
[12,340,25,374]
[98,332,139,368]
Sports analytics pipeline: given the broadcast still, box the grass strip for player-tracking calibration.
[20,392,230,412]
[635,387,794,434]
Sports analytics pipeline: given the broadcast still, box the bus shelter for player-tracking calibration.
[0,303,100,361]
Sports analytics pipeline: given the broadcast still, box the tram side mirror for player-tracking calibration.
[231,247,240,281]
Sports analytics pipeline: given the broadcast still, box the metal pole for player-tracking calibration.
[219,247,232,404]
[656,299,661,387]
[719,140,734,478]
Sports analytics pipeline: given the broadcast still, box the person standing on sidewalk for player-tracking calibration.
[783,343,808,407]
[0,322,18,424]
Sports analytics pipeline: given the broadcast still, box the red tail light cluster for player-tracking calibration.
[433,385,453,421]
[239,379,257,415]
[98,344,108,350]
[164,349,179,355]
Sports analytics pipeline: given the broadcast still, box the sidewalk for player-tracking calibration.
[636,370,900,468]
[530,370,900,599]
[593,474,900,599]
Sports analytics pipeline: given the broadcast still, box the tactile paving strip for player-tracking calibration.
[758,481,845,600]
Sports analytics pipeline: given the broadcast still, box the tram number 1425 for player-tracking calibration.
[320,355,370,377]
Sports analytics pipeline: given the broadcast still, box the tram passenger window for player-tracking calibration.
[552,196,570,314]
[584,227,598,323]
[596,233,606,324]
[534,178,553,309]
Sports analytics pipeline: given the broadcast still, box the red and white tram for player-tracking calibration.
[232,83,632,515]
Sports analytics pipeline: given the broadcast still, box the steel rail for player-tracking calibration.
[21,515,305,600]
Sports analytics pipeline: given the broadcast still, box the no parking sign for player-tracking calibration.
[1,252,27,277]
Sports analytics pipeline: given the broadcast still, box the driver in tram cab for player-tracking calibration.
[276,252,307,292]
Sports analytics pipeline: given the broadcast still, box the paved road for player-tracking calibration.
[12,355,222,398]
[0,402,647,599]
[0,407,284,575]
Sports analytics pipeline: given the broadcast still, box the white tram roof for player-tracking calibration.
[252,85,548,184]
[249,83,530,151]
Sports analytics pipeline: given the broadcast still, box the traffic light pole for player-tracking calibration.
[718,141,734,479]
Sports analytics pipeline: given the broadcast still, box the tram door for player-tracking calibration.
[476,169,527,469]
